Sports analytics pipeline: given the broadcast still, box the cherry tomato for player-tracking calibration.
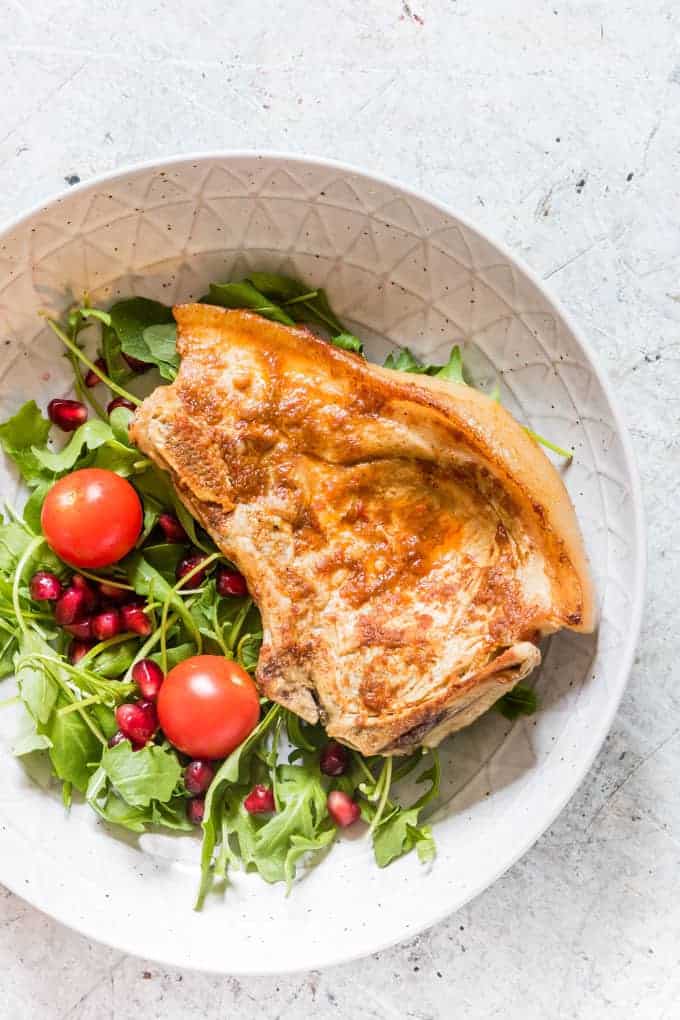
[41,468,142,569]
[157,655,260,759]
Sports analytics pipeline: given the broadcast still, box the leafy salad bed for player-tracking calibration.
[0,272,541,905]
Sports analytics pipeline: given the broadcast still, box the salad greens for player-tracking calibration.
[0,270,542,905]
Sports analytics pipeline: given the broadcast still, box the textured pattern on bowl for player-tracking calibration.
[0,154,643,974]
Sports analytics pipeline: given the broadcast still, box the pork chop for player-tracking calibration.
[130,305,595,755]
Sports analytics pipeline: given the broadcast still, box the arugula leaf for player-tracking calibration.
[197,705,280,907]
[0,400,52,485]
[383,347,429,373]
[143,324,179,381]
[435,345,465,384]
[497,683,539,720]
[331,332,363,354]
[32,419,112,473]
[124,552,200,649]
[87,765,190,832]
[23,480,51,533]
[371,751,440,868]
[15,632,59,725]
[102,322,134,386]
[109,297,174,368]
[109,405,134,445]
[207,282,295,326]
[45,695,102,792]
[250,760,330,884]
[90,639,139,678]
[11,702,53,756]
[100,739,181,807]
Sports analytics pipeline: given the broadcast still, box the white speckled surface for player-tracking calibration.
[0,1,676,1016]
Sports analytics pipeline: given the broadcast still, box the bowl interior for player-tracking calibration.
[0,154,642,974]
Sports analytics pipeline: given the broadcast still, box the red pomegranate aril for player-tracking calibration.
[320,741,349,777]
[243,784,275,814]
[84,357,107,387]
[122,351,150,373]
[184,760,215,795]
[115,700,158,747]
[158,512,187,543]
[98,581,128,603]
[131,658,164,700]
[120,603,152,636]
[71,574,97,611]
[187,797,205,825]
[107,730,126,748]
[64,618,93,640]
[327,790,360,828]
[55,586,89,625]
[107,396,137,415]
[69,639,94,664]
[176,552,207,587]
[92,609,121,641]
[48,398,88,432]
[29,570,62,602]
[216,567,248,598]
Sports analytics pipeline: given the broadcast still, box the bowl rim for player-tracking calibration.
[0,150,646,974]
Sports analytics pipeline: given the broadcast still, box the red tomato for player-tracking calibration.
[157,655,260,759]
[41,468,142,569]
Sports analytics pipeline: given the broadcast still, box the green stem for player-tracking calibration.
[75,569,134,591]
[79,631,137,668]
[523,426,573,461]
[58,694,101,716]
[352,750,377,786]
[369,756,393,834]
[282,290,318,306]
[13,536,44,634]
[46,318,141,406]
[48,666,107,745]
[160,593,172,675]
[123,610,180,682]
[69,350,107,420]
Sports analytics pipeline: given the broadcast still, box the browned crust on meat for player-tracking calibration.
[129,305,595,755]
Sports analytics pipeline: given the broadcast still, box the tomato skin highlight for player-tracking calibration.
[41,468,142,568]
[157,655,260,759]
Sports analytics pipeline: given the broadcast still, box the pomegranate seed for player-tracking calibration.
[29,571,62,601]
[122,351,150,373]
[64,618,93,640]
[320,741,349,777]
[107,396,137,415]
[184,760,215,795]
[158,512,187,543]
[47,398,88,432]
[176,552,207,586]
[115,700,157,747]
[69,639,94,664]
[84,357,107,387]
[131,659,164,700]
[98,581,128,603]
[55,586,89,625]
[92,609,121,641]
[187,797,205,825]
[120,603,152,636]
[327,790,360,828]
[216,567,248,598]
[243,784,275,814]
[71,574,97,611]
[107,730,126,748]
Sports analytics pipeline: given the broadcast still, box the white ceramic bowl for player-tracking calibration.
[0,153,644,974]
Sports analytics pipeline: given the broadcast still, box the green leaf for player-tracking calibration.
[435,345,465,385]
[109,297,174,367]
[143,324,179,380]
[109,405,134,444]
[143,543,185,583]
[23,481,51,533]
[45,695,102,792]
[245,273,347,334]
[90,639,139,679]
[237,631,262,672]
[0,400,52,485]
[11,703,53,756]
[149,642,194,671]
[100,739,181,807]
[207,282,295,326]
[124,551,200,648]
[86,766,153,832]
[331,332,363,354]
[245,273,306,302]
[15,632,59,725]
[370,750,440,868]
[497,683,539,720]
[102,322,134,386]
[32,419,112,472]
[197,705,280,907]
[383,347,429,373]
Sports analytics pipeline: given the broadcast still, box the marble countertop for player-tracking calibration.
[0,1,677,1016]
